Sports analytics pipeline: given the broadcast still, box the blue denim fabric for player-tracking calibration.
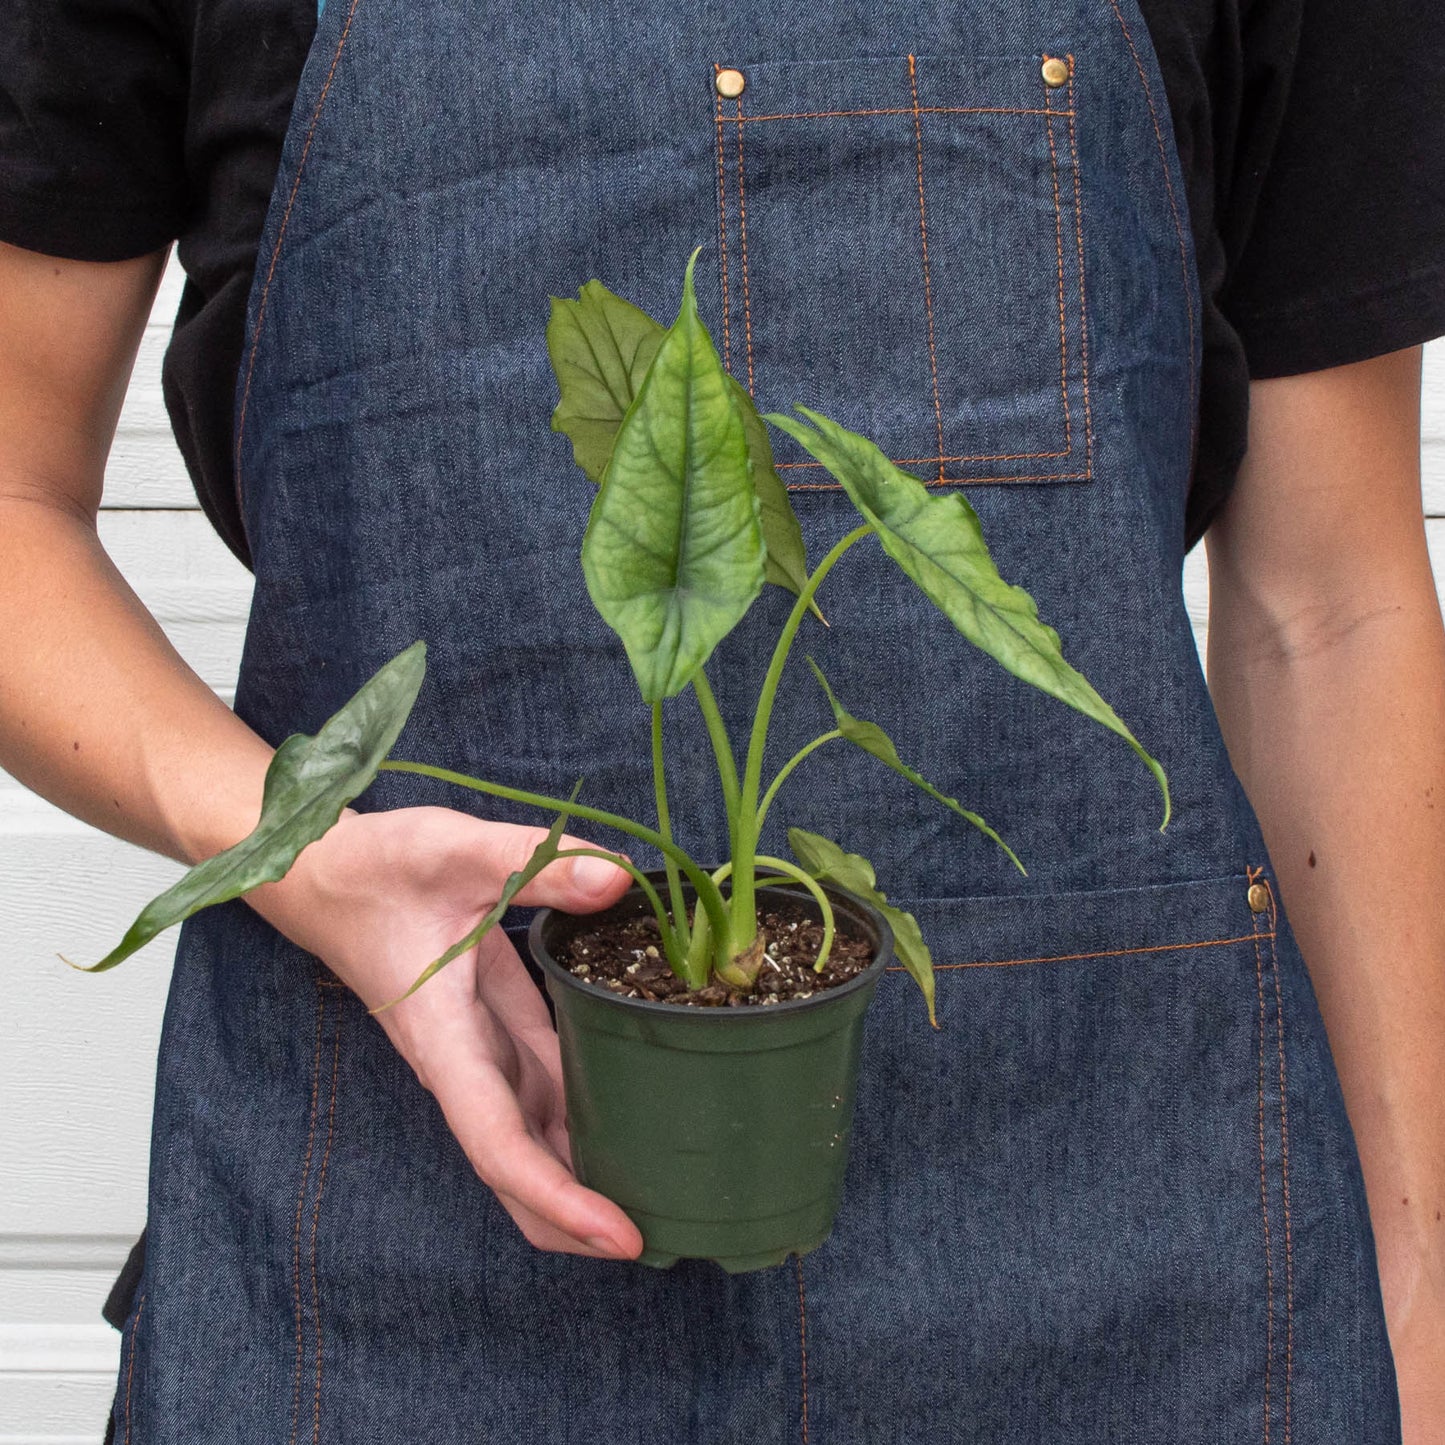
[112,0,1401,1438]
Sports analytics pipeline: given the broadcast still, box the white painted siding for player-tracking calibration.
[3,254,1444,1441]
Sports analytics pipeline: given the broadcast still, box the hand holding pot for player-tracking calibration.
[244,804,646,1262]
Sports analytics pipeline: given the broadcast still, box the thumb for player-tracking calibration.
[484,825,633,912]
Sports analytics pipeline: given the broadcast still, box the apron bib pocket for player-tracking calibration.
[709,51,1092,490]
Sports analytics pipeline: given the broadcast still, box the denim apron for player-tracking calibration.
[111,0,1403,1438]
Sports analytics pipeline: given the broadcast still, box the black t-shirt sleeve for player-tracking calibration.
[0,0,188,261]
[1224,0,1445,378]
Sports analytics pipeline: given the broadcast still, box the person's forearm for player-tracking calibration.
[1207,565,1445,1302]
[0,490,272,863]
[0,245,273,865]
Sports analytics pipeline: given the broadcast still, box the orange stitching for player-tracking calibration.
[933,471,1087,484]
[1265,890,1295,1441]
[122,1293,145,1445]
[908,56,947,481]
[733,97,756,394]
[740,105,1072,123]
[1065,64,1094,476]
[289,983,326,1445]
[309,1006,344,1444]
[794,1255,810,1444]
[714,69,732,374]
[1102,0,1198,447]
[789,470,1091,490]
[777,446,1070,468]
[1252,908,1276,1443]
[1042,69,1073,459]
[234,0,363,522]
[883,929,1273,973]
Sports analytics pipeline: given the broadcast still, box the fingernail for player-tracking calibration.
[585,1234,625,1256]
[570,856,622,898]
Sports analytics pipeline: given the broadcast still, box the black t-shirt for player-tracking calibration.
[2,0,1444,560]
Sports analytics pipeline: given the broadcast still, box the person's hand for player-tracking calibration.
[243,804,646,1262]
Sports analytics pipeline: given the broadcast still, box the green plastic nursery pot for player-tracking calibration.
[528,875,893,1273]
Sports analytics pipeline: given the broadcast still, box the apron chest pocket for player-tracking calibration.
[709,51,1092,489]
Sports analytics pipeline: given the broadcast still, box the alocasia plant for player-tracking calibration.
[81,250,1168,1028]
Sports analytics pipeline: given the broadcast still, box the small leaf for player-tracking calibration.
[373,784,583,1012]
[548,282,667,484]
[75,642,427,973]
[766,407,1170,828]
[547,277,816,614]
[582,251,766,702]
[806,657,1024,875]
[788,827,938,1029]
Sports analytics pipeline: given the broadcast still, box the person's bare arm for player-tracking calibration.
[1206,346,1445,1439]
[0,240,641,1260]
[0,242,276,859]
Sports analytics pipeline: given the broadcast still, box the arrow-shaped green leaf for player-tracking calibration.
[767,407,1170,829]
[788,827,938,1029]
[806,657,1024,875]
[581,252,766,702]
[74,642,428,973]
[548,276,815,613]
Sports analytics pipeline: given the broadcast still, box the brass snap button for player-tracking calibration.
[1247,882,1270,914]
[715,68,746,99]
[1041,56,1070,88]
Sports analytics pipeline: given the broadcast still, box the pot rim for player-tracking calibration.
[527,873,894,1022]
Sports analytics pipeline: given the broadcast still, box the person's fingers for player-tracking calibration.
[541,1110,574,1173]
[470,944,577,1145]
[468,821,632,912]
[453,1083,642,1257]
[379,926,549,1058]
[491,1186,638,1260]
[471,929,558,1035]
[384,937,562,1136]
[417,1009,643,1258]
[468,943,576,1162]
[470,934,567,1077]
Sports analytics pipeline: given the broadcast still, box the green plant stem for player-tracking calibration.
[681,858,736,981]
[690,669,741,828]
[550,847,684,972]
[682,910,713,982]
[755,729,842,832]
[751,856,836,974]
[377,759,730,961]
[651,702,690,953]
[729,523,873,947]
[705,857,836,988]
[667,676,741,985]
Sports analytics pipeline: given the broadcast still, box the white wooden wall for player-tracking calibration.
[2,256,1443,1442]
